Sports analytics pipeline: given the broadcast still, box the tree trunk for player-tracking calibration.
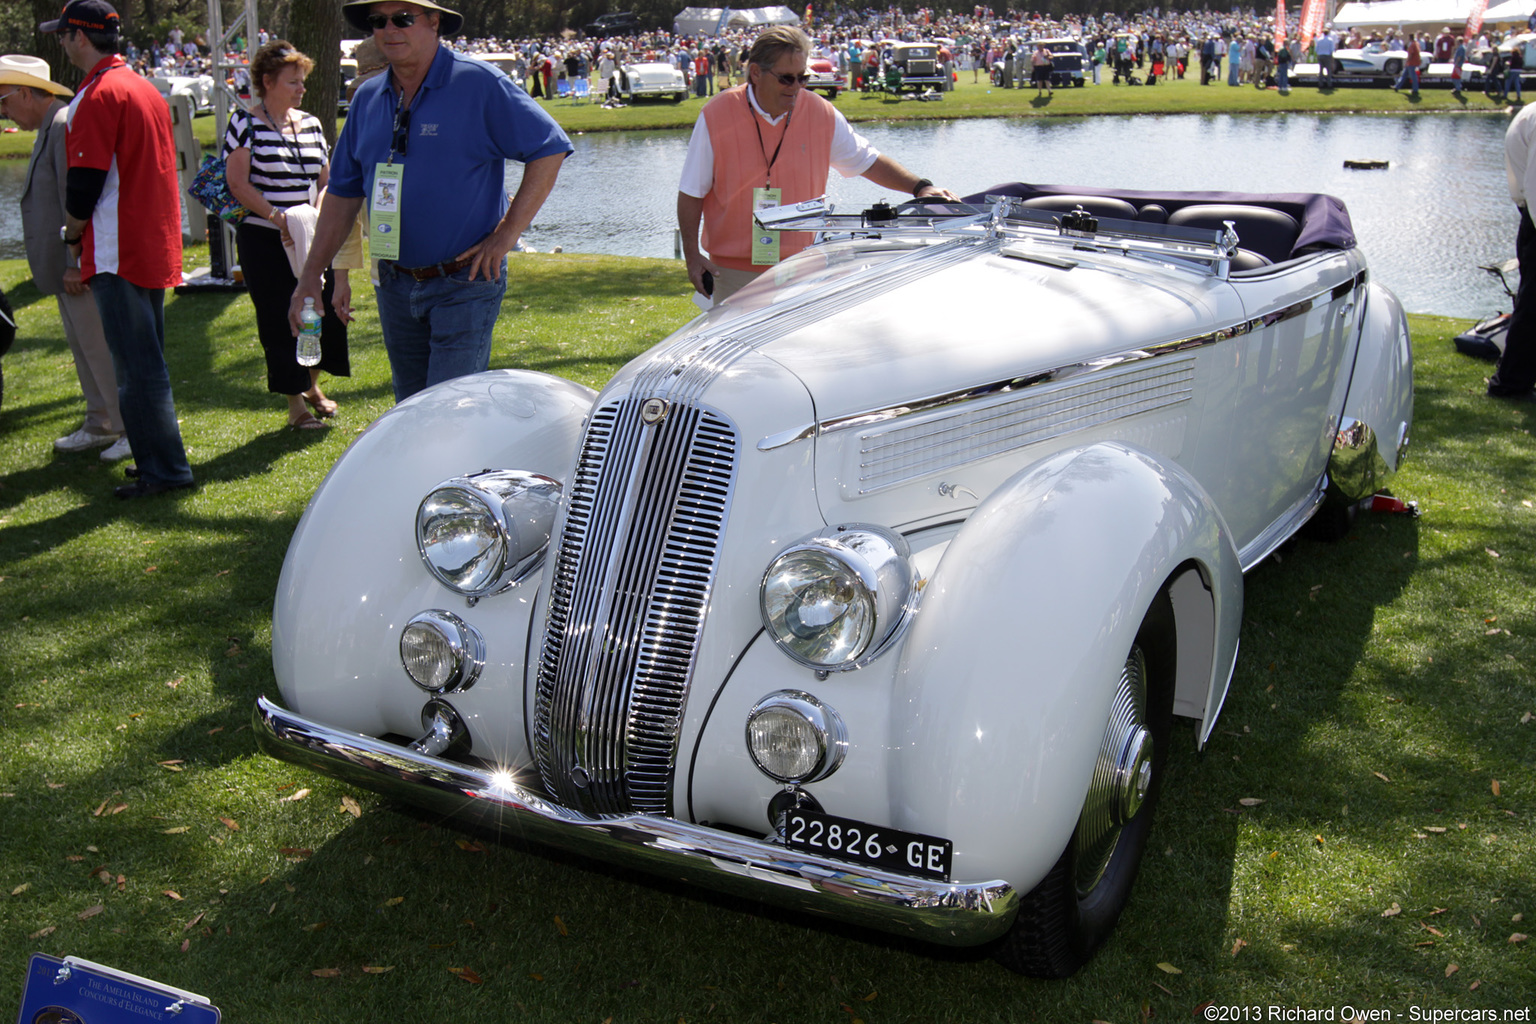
[286,0,342,148]
[32,0,78,90]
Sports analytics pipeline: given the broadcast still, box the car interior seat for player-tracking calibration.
[1166,203,1302,269]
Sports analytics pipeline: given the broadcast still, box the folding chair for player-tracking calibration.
[556,78,570,99]
[573,78,591,102]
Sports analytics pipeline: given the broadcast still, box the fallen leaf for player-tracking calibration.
[1470,980,1481,991]
[1446,963,1459,977]
[311,968,341,978]
[1422,924,1445,937]
[29,925,56,939]
[1424,826,1447,833]
[166,677,183,689]
[1382,903,1402,918]
[77,904,104,921]
[164,891,182,900]
[281,788,311,803]
[302,922,328,932]
[362,966,394,974]
[383,896,404,907]
[162,826,191,835]
[455,839,485,853]
[340,795,362,818]
[1511,933,1529,944]
[158,761,184,772]
[862,991,878,1002]
[527,973,544,981]
[219,817,239,831]
[92,799,108,817]
[1155,961,1182,974]
[1373,771,1392,783]
[448,967,484,984]
[1492,779,1502,797]
[180,939,190,952]
[1515,913,1525,923]
[184,912,205,931]
[1230,938,1248,956]
[108,803,127,816]
[11,883,30,896]
[1486,548,1500,558]
[1238,797,1265,807]
[279,848,313,859]
[554,915,568,936]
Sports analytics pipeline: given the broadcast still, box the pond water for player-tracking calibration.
[0,112,1515,318]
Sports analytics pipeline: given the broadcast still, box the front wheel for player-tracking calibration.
[992,592,1175,977]
[1383,58,1403,78]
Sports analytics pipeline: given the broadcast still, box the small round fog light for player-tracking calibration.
[400,610,485,693]
[745,691,847,784]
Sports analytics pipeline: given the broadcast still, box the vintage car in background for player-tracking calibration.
[992,38,1088,87]
[257,183,1413,976]
[807,56,847,97]
[614,60,687,101]
[1332,40,1481,82]
[150,69,214,114]
[882,41,948,92]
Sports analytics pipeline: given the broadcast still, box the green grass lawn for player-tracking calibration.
[0,70,1514,160]
[0,253,1532,1020]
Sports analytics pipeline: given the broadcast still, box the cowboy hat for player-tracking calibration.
[0,54,73,98]
[342,0,463,37]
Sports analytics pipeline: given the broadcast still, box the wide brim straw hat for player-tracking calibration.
[0,54,73,97]
[342,0,463,37]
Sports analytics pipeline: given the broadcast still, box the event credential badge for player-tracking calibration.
[370,163,404,261]
[750,187,782,265]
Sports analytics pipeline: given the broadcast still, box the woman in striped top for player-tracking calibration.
[225,41,350,430]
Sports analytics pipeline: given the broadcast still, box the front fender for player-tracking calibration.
[271,371,595,738]
[890,442,1241,890]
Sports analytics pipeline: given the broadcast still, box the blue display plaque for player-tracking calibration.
[16,954,220,1024]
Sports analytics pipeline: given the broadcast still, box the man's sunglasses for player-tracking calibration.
[367,11,418,30]
[762,69,811,86]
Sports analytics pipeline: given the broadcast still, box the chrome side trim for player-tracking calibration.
[254,697,1019,947]
[1238,476,1327,572]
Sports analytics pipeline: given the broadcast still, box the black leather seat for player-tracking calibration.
[1019,194,1139,221]
[1166,204,1301,264]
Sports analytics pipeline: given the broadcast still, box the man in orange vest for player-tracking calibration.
[677,25,958,303]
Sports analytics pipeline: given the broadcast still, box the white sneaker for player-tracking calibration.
[54,427,121,452]
[99,436,133,462]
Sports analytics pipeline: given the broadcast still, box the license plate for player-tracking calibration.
[784,808,953,881]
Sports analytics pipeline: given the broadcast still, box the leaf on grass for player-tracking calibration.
[108,803,127,816]
[1315,834,1326,846]
[1238,797,1265,807]
[281,788,311,803]
[1231,938,1248,956]
[224,643,241,657]
[207,727,224,736]
[1511,933,1530,944]
[527,972,543,981]
[448,967,484,984]
[1424,826,1447,833]
[29,925,56,939]
[455,839,485,853]
[302,921,328,932]
[1382,902,1402,917]
[1470,980,1481,991]
[1491,779,1501,797]
[179,939,190,952]
[1422,923,1445,937]
[162,826,191,835]
[554,915,568,936]
[78,904,104,921]
[184,911,205,931]
[164,891,182,900]
[12,883,31,896]
[219,817,239,831]
[1155,961,1182,974]
[340,795,362,818]
[1486,548,1500,558]
[311,968,341,978]
[362,965,394,974]
[166,677,183,689]
[379,896,404,907]
[92,799,108,817]
[158,760,184,771]
[1445,963,1459,977]
[279,848,313,860]
[1373,771,1391,783]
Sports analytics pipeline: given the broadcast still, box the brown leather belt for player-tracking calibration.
[389,255,474,281]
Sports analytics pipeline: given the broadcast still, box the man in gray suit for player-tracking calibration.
[0,54,127,460]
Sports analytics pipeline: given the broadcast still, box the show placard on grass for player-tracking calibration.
[16,954,220,1024]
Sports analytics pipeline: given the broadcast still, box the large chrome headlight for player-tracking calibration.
[760,524,919,671]
[416,470,561,598]
[746,691,847,784]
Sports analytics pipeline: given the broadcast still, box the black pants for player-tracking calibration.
[237,221,349,395]
[1493,206,1536,395]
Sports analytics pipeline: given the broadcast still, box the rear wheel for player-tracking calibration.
[1383,58,1403,78]
[992,593,1175,977]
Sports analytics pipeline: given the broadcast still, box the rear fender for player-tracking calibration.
[271,371,595,738]
[889,442,1242,889]
[1331,281,1413,500]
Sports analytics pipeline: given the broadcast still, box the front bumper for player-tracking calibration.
[254,697,1019,947]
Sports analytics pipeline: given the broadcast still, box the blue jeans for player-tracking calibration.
[1507,68,1523,99]
[1277,63,1289,90]
[89,273,193,488]
[374,260,508,401]
[1397,65,1420,93]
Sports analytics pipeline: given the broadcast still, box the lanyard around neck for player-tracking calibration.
[748,89,791,189]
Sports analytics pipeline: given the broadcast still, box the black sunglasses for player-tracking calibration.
[762,69,811,86]
[367,11,418,30]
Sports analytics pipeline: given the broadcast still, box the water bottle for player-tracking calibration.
[297,297,322,366]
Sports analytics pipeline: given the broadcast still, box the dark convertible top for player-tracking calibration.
[965,183,1357,260]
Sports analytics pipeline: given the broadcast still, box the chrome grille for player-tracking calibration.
[533,396,737,816]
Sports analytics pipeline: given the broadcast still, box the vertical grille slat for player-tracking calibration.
[533,396,738,816]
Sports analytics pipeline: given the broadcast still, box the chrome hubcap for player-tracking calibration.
[1073,647,1151,899]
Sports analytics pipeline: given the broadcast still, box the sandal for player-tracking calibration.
[303,393,338,419]
[287,411,329,431]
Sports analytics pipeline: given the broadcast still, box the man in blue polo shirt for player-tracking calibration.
[289,0,572,401]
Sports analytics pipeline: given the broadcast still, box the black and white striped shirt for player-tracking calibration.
[223,106,328,229]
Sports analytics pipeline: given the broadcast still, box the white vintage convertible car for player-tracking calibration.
[615,60,687,101]
[255,184,1412,976]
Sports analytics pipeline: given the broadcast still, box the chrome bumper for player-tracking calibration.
[253,697,1018,947]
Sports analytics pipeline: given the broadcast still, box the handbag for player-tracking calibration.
[187,153,248,223]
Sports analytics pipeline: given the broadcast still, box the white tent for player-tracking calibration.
[1482,0,1536,23]
[1331,0,1481,28]
[673,6,801,37]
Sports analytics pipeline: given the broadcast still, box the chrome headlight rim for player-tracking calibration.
[745,690,848,785]
[415,469,561,598]
[759,523,920,672]
[399,609,486,694]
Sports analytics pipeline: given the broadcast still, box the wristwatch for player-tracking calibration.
[60,225,82,245]
[912,178,934,196]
